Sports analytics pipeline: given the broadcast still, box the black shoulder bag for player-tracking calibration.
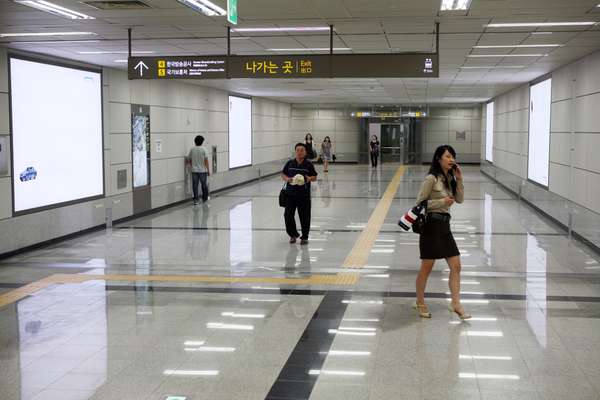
[279,183,288,207]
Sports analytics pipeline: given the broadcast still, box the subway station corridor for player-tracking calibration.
[2,164,600,400]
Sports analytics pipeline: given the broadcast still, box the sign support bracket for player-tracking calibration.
[227,26,231,79]
[329,25,334,78]
[435,22,440,55]
[128,28,132,58]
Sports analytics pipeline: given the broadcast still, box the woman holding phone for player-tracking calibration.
[413,145,470,320]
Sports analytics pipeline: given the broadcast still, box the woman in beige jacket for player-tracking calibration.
[413,145,471,320]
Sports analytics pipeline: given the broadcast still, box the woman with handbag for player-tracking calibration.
[413,145,470,320]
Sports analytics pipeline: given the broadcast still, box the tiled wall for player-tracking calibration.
[482,49,600,250]
[422,106,483,164]
[0,51,304,255]
[290,108,361,162]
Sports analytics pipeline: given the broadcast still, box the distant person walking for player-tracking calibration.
[281,143,318,245]
[304,133,316,161]
[370,135,380,167]
[187,135,210,205]
[321,136,333,173]
[413,145,470,320]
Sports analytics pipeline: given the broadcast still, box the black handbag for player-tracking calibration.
[412,201,428,234]
[279,184,287,207]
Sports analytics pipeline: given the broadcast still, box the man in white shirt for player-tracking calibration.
[187,135,210,205]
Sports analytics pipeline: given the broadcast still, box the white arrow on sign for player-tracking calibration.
[134,61,148,77]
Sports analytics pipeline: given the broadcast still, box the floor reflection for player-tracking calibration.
[526,233,548,348]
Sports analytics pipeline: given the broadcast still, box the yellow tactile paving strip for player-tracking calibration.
[342,165,406,268]
[0,276,56,308]
[0,271,360,308]
[0,166,406,307]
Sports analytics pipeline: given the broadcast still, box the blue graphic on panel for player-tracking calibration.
[19,167,37,182]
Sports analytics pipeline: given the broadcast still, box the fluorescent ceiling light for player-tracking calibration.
[440,0,472,11]
[468,54,546,57]
[531,31,553,35]
[0,31,97,38]
[473,44,562,48]
[337,327,377,332]
[324,350,372,356]
[15,0,94,19]
[113,59,128,63]
[164,369,219,376]
[185,347,236,352]
[342,318,380,322]
[308,369,366,376]
[486,22,597,28]
[184,340,206,346]
[207,322,254,330]
[221,312,265,319]
[177,0,225,16]
[79,51,155,54]
[328,329,376,336]
[459,355,512,360]
[267,48,352,51]
[232,27,330,32]
[461,331,503,337]
[459,373,519,380]
[9,40,101,44]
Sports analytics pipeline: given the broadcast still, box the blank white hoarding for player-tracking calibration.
[228,96,252,169]
[10,57,104,213]
[485,102,494,162]
[528,78,552,186]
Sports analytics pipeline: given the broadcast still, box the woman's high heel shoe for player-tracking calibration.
[413,303,431,318]
[448,304,471,320]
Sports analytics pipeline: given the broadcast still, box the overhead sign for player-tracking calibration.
[227,0,238,25]
[334,54,437,78]
[128,53,438,80]
[128,56,226,79]
[229,55,329,78]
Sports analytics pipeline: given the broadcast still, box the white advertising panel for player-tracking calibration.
[485,102,494,162]
[10,57,104,213]
[528,78,552,186]
[228,95,252,169]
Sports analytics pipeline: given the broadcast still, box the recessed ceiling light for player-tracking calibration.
[267,48,351,51]
[486,22,597,28]
[440,0,472,11]
[473,44,563,48]
[15,0,94,19]
[232,27,330,32]
[176,0,225,16]
[468,54,546,57]
[0,31,97,37]
[79,50,155,54]
[9,39,101,44]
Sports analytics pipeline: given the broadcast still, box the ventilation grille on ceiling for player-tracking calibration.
[82,0,151,10]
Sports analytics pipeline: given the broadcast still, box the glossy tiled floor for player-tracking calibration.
[1,164,600,400]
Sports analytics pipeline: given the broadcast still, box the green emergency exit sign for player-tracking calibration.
[227,0,237,24]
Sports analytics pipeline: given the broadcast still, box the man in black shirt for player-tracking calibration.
[281,143,318,244]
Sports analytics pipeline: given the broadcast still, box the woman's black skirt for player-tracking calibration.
[419,213,460,260]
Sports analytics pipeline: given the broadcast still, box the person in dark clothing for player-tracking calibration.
[281,143,318,245]
[369,135,380,167]
[304,133,316,161]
